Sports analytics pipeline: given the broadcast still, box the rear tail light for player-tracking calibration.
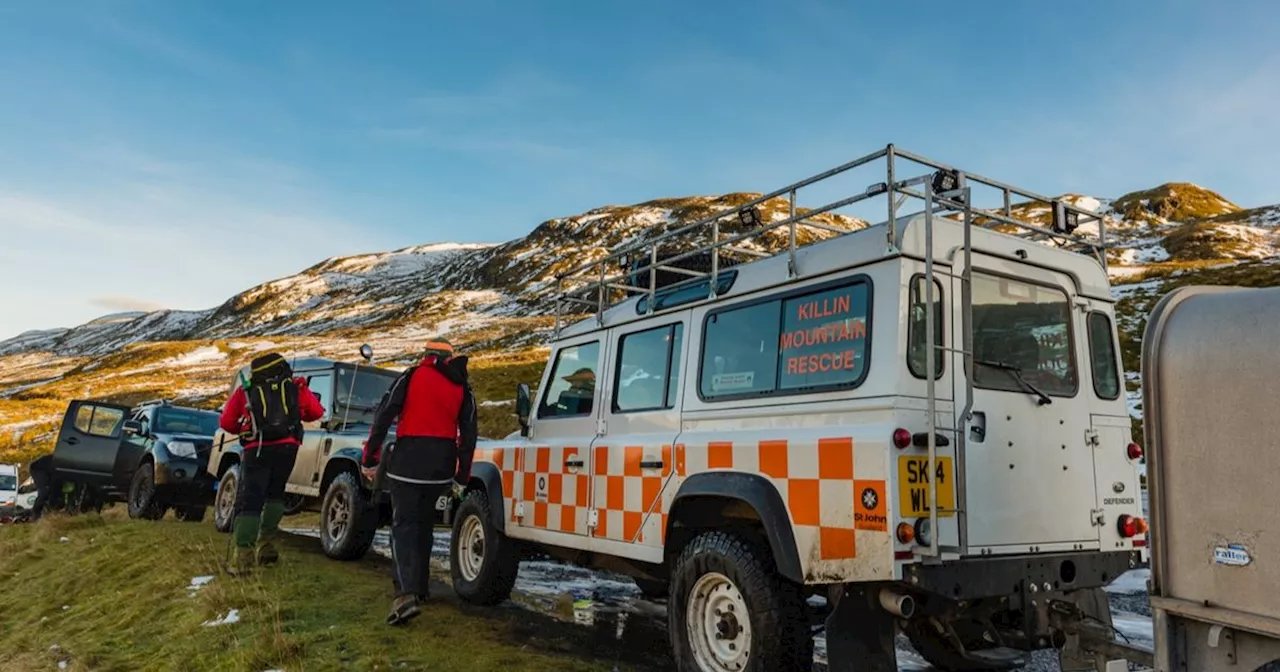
[896,522,915,544]
[1126,442,1143,461]
[892,428,912,450]
[1117,514,1148,538]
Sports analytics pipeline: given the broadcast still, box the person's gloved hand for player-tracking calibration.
[451,480,466,499]
[361,464,378,483]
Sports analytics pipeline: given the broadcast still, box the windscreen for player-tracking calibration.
[0,474,16,491]
[333,366,398,424]
[971,273,1078,396]
[154,408,221,436]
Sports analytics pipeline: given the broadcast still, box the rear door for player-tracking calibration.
[593,317,687,551]
[1082,305,1144,549]
[53,401,132,485]
[958,257,1099,552]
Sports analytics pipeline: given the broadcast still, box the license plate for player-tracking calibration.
[897,455,956,518]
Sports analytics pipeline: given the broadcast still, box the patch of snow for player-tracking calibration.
[187,575,215,596]
[171,346,227,367]
[202,609,241,627]
[1105,568,1150,594]
[59,537,69,543]
[1111,278,1163,300]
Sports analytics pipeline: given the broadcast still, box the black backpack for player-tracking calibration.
[244,355,302,443]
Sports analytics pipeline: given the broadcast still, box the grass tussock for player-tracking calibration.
[0,511,650,672]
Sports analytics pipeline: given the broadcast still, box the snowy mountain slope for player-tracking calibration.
[1,183,1277,456]
[0,193,865,358]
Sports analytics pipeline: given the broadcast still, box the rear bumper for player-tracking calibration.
[904,550,1142,600]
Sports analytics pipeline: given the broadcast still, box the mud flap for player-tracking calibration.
[824,585,897,672]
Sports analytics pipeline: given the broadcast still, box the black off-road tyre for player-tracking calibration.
[213,464,241,533]
[450,488,520,606]
[669,530,814,672]
[128,463,168,520]
[175,505,208,523]
[320,471,377,561]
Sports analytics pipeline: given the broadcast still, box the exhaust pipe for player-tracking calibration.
[879,588,915,618]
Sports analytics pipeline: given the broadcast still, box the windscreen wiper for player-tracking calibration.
[976,360,1052,406]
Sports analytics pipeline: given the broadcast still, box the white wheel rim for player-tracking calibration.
[457,515,486,582]
[216,474,236,519]
[686,572,752,671]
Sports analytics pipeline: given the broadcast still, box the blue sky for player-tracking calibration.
[1,0,1277,339]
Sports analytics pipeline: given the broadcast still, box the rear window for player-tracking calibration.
[971,273,1077,396]
[907,275,945,379]
[700,278,871,400]
[1087,312,1121,400]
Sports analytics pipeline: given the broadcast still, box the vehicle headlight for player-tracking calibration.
[168,441,198,458]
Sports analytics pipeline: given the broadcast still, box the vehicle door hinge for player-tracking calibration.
[588,509,599,528]
[1073,297,1091,312]
[596,419,607,435]
[1085,429,1100,447]
[1091,509,1105,526]
[515,502,526,519]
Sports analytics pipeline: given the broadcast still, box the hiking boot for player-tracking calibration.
[226,547,255,577]
[387,594,420,626]
[256,539,279,565]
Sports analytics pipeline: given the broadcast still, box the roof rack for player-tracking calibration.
[550,143,1109,336]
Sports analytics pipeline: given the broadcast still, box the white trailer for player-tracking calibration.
[1141,285,1280,671]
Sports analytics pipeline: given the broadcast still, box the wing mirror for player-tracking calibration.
[515,383,532,438]
[122,420,143,436]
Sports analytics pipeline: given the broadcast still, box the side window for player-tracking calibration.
[701,301,781,398]
[307,373,332,408]
[87,407,124,438]
[74,406,93,433]
[1088,312,1120,400]
[700,278,872,399]
[907,275,945,379]
[614,323,684,413]
[539,341,601,419]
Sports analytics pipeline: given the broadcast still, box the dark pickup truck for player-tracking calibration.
[51,399,220,521]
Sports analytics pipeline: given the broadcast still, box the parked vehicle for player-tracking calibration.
[0,463,18,516]
[205,349,445,560]
[443,144,1147,672]
[48,399,220,521]
[1140,286,1280,671]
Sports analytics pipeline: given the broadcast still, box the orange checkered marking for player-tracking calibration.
[472,446,519,524]
[681,437,874,561]
[592,444,675,545]
[515,445,590,534]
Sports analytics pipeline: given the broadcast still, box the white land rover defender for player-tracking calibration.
[447,145,1147,672]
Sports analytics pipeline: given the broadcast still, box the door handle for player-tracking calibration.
[66,437,79,445]
[565,459,585,468]
[640,460,664,470]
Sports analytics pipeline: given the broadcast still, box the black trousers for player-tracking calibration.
[30,472,50,519]
[388,478,446,598]
[239,444,298,515]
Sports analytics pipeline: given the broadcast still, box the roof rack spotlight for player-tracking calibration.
[1052,201,1080,235]
[929,169,967,207]
[738,205,763,229]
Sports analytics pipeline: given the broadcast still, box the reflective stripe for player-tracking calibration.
[384,471,455,481]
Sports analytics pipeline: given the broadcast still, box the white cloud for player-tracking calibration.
[0,143,394,341]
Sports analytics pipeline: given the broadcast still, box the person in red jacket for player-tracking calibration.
[219,352,324,574]
[361,338,478,625]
